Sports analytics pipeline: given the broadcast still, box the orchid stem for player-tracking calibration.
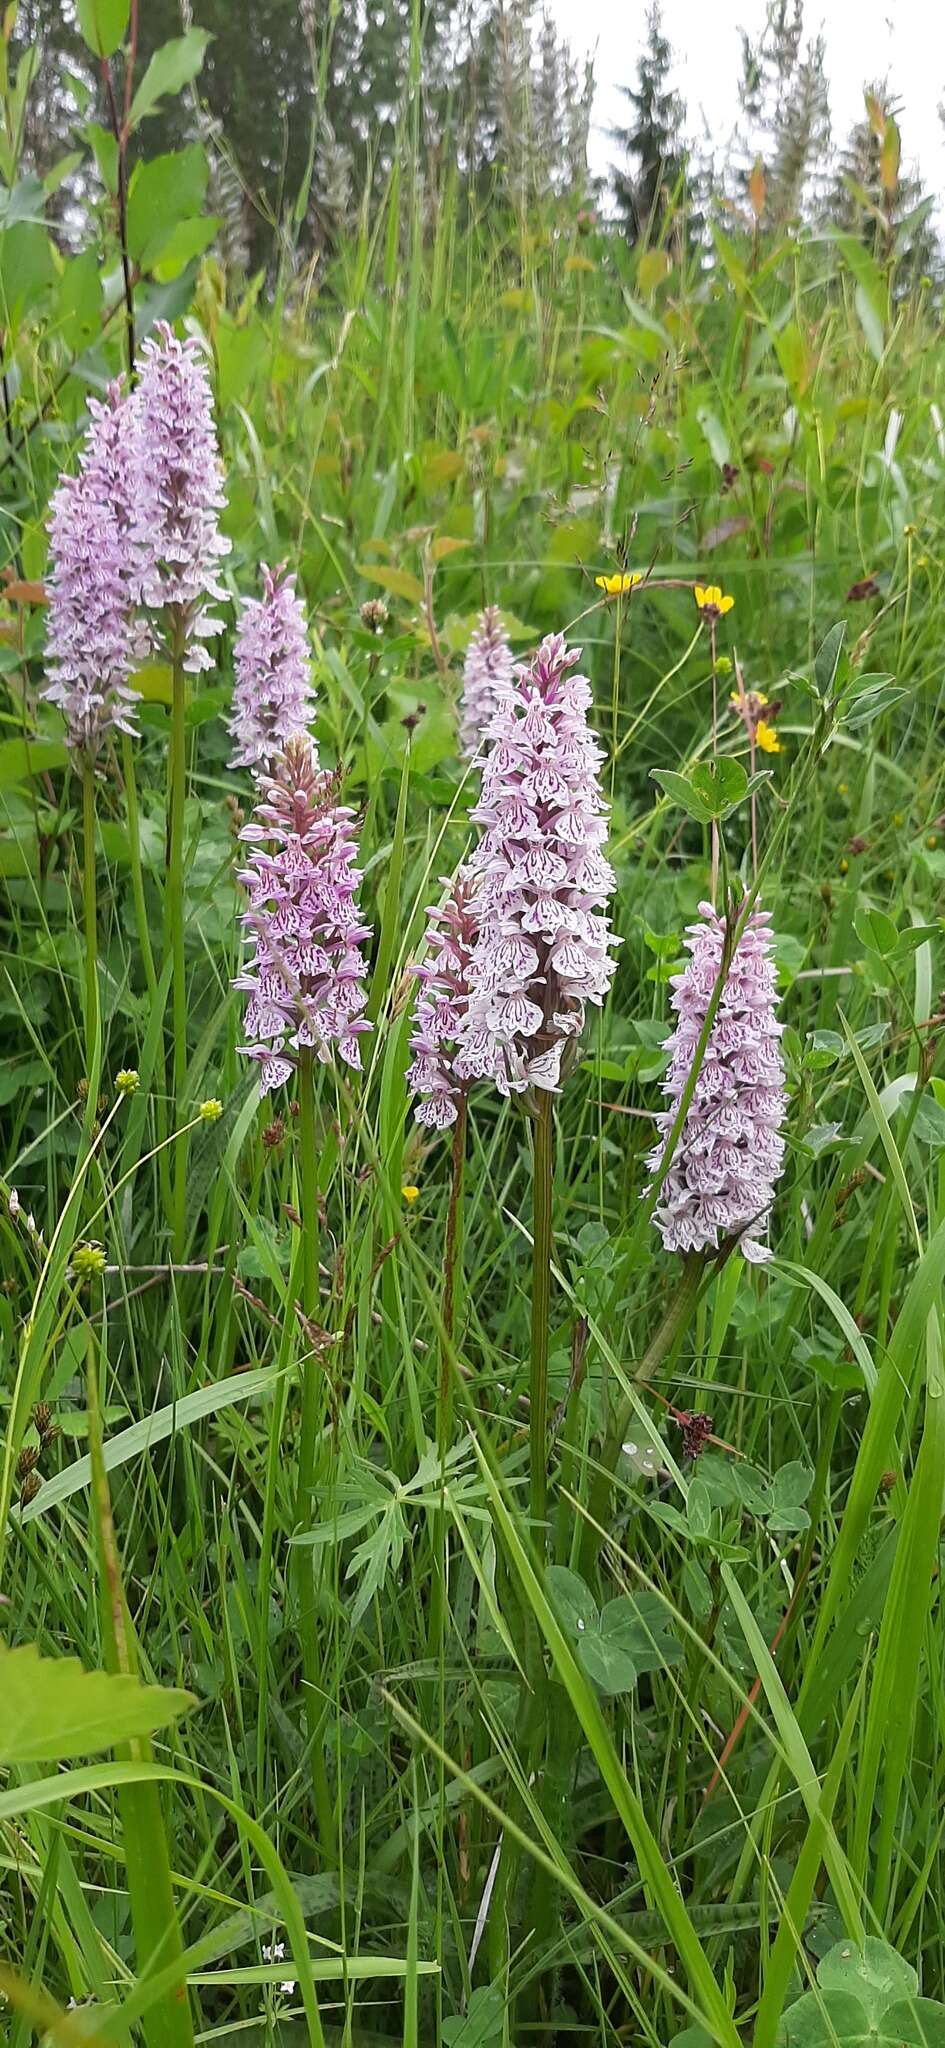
[81,762,99,1078]
[166,614,188,1252]
[294,1046,335,1863]
[530,1090,554,1550]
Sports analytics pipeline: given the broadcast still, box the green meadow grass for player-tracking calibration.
[4,144,945,2048]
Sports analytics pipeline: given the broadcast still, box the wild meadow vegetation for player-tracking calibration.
[4,2,945,2044]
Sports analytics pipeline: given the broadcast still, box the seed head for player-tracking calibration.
[199,1098,224,1122]
[116,1069,140,1097]
[71,1242,107,1280]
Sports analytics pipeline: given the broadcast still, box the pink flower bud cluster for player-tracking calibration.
[458,607,515,759]
[234,737,372,1093]
[453,632,618,1098]
[407,869,479,1129]
[43,383,142,757]
[228,564,316,771]
[647,901,786,1263]
[129,322,230,672]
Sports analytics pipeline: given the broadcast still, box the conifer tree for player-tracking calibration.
[610,3,687,242]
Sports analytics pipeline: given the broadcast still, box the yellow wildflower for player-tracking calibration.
[729,688,768,713]
[402,1185,420,1203]
[199,1098,223,1122]
[755,720,782,754]
[694,584,735,618]
[595,571,643,597]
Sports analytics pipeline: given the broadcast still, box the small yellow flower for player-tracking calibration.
[199,1098,223,1122]
[729,687,768,713]
[694,584,735,618]
[595,571,643,597]
[401,1184,420,1203]
[838,857,849,876]
[755,720,782,755]
[72,1242,106,1279]
[116,1069,140,1097]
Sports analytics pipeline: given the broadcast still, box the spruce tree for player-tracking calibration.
[610,3,686,243]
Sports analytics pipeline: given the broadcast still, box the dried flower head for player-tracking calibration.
[647,900,786,1264]
[229,563,316,771]
[130,322,230,670]
[43,382,142,756]
[458,607,515,759]
[234,737,372,1092]
[407,868,479,1129]
[359,597,390,634]
[454,632,618,1099]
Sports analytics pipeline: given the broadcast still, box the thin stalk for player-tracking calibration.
[530,1091,554,1547]
[165,615,188,1251]
[122,730,157,1000]
[579,1252,705,1582]
[86,1318,194,2048]
[81,763,99,1074]
[293,1047,335,1861]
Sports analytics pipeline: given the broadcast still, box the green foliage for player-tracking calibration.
[0,1642,194,1760]
[4,9,945,2045]
[779,1939,945,2048]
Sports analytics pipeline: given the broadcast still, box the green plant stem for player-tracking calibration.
[166,615,188,1253]
[86,1317,194,2048]
[530,1090,554,1549]
[122,729,157,1001]
[81,763,99,1078]
[579,1251,705,1583]
[122,730,171,1213]
[293,1046,335,1862]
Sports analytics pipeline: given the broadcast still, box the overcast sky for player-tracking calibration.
[549,0,945,208]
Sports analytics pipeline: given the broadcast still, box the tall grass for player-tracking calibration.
[3,134,945,2048]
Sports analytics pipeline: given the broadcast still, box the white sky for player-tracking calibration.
[550,0,945,207]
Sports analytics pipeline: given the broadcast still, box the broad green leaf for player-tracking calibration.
[0,736,68,785]
[854,907,899,958]
[817,1940,917,2021]
[814,621,846,701]
[0,1643,194,1762]
[126,143,209,267]
[546,1564,599,1637]
[76,0,129,57]
[129,28,211,127]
